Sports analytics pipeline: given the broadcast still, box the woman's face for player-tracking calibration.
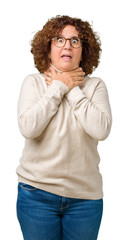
[49,25,82,72]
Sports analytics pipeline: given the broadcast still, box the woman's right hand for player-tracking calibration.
[44,66,85,90]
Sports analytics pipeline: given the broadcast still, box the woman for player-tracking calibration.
[16,15,112,240]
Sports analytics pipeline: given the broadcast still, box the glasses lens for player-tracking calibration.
[71,38,82,48]
[53,37,65,47]
[52,37,82,48]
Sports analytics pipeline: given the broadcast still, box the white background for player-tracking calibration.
[0,0,128,239]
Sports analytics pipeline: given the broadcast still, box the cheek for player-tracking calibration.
[80,48,83,61]
[75,49,82,63]
[50,49,61,62]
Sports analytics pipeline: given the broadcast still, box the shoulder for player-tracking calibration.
[83,76,103,88]
[23,73,45,82]
[21,73,46,87]
[80,76,107,99]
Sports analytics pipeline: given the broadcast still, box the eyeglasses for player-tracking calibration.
[52,36,83,48]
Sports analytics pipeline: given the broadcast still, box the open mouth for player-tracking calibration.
[61,54,72,60]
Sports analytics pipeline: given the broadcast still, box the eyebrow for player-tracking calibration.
[60,35,79,38]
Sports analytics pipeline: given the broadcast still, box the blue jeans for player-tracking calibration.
[16,182,103,240]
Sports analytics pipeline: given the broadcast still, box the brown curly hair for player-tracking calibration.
[31,15,101,76]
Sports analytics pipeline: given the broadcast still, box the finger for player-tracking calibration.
[70,72,85,78]
[44,75,52,81]
[70,67,84,73]
[74,67,83,71]
[67,70,85,77]
[44,72,52,78]
[74,80,84,86]
[45,80,52,85]
[47,81,52,85]
[76,71,85,76]
[45,79,52,83]
[74,76,85,81]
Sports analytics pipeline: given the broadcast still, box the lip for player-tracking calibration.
[61,54,72,61]
[61,53,72,57]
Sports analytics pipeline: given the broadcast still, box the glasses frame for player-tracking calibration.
[52,36,83,48]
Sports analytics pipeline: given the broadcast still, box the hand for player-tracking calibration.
[44,66,85,90]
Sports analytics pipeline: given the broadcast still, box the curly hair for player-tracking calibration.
[31,15,101,76]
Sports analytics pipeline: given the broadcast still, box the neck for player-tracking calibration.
[51,64,63,73]
[51,63,80,73]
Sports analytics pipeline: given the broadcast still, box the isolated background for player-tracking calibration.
[0,0,127,239]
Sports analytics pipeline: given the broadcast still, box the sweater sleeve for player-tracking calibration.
[18,75,69,139]
[65,79,112,141]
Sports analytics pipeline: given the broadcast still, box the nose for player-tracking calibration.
[64,39,71,49]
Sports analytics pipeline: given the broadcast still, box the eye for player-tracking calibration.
[71,38,79,44]
[57,37,64,43]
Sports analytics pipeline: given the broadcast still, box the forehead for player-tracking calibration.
[60,25,79,37]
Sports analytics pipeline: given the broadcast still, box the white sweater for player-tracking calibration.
[16,73,112,199]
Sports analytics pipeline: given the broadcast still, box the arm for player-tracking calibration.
[65,79,112,141]
[18,74,69,139]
